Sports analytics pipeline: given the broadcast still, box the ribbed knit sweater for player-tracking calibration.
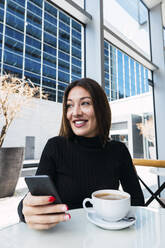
[18,135,144,221]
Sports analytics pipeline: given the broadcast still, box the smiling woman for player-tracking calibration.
[18,78,144,230]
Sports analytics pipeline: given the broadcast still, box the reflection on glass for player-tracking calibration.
[103,0,150,57]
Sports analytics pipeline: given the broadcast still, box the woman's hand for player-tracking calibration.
[22,192,71,230]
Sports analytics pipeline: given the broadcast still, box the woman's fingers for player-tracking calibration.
[25,213,71,225]
[23,192,56,206]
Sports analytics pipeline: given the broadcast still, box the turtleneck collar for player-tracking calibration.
[74,135,104,149]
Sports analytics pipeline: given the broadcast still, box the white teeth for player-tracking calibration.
[75,121,85,124]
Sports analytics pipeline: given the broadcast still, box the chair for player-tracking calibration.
[133,159,165,208]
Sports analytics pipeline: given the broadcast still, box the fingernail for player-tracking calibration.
[65,214,71,221]
[48,196,56,202]
[62,205,69,211]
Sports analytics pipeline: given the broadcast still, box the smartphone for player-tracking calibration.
[25,175,62,204]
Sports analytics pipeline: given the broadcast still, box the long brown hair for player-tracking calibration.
[59,78,111,144]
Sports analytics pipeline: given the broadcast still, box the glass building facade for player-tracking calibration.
[0,0,83,102]
[104,40,149,102]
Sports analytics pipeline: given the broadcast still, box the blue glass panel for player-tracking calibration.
[43,86,56,102]
[104,48,108,57]
[72,19,81,32]
[26,23,41,40]
[25,45,41,62]
[44,20,57,36]
[105,72,109,80]
[26,35,41,49]
[105,79,109,88]
[136,63,140,94]
[104,41,108,49]
[42,76,56,89]
[141,65,145,93]
[6,26,24,41]
[117,50,124,99]
[0,8,4,21]
[5,37,23,56]
[0,23,3,34]
[104,64,109,73]
[43,53,56,67]
[44,32,57,47]
[44,12,57,26]
[58,81,67,92]
[58,71,69,83]
[59,12,70,25]
[45,2,57,18]
[4,50,23,68]
[59,40,70,54]
[43,44,56,56]
[72,57,81,67]
[59,21,70,33]
[59,30,70,44]
[7,0,25,19]
[58,59,69,73]
[57,90,64,103]
[0,48,2,62]
[124,55,130,97]
[130,59,135,96]
[24,71,40,86]
[72,65,81,77]
[14,0,25,7]
[104,55,108,64]
[0,0,5,9]
[43,65,56,79]
[3,64,22,77]
[27,11,42,28]
[72,29,81,40]
[29,0,42,8]
[71,75,79,82]
[6,13,24,32]
[27,2,42,16]
[72,37,81,49]
[25,58,41,74]
[145,69,149,92]
[59,51,69,62]
[72,47,81,59]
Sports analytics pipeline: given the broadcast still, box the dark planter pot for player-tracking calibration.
[0,147,24,198]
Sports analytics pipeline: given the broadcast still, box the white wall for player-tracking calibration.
[3,99,63,159]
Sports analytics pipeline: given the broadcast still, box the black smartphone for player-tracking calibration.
[25,175,62,204]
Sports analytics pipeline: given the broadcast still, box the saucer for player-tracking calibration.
[87,212,136,230]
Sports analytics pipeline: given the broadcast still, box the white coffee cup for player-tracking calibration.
[83,189,130,222]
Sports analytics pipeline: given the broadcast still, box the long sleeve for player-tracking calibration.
[17,139,56,222]
[119,143,145,206]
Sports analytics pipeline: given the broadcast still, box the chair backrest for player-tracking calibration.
[133,159,165,168]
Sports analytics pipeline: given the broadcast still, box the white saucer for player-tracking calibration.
[87,212,136,230]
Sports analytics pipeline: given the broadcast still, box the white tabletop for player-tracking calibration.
[0,207,165,248]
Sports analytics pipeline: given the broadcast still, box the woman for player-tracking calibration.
[18,78,144,230]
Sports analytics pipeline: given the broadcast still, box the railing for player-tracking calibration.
[133,158,165,207]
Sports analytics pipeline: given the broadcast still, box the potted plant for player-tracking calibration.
[0,74,43,198]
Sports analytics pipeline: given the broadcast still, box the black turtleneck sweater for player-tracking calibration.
[18,136,144,221]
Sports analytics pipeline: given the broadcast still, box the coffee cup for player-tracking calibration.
[83,189,130,222]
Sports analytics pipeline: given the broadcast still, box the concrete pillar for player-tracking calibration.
[149,4,165,194]
[85,0,105,87]
[150,4,165,160]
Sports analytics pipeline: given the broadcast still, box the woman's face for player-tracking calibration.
[66,86,98,137]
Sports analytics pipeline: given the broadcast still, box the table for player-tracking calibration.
[0,207,165,248]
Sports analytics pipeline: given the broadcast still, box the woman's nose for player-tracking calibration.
[72,105,82,116]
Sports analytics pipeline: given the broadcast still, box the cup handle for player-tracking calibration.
[83,198,95,213]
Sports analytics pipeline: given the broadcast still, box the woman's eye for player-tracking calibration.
[66,104,73,109]
[82,101,90,106]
